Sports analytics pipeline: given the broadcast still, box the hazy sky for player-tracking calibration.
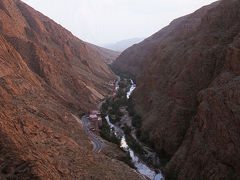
[21,0,217,45]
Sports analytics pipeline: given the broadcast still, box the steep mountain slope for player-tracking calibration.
[0,0,142,179]
[113,0,240,179]
[86,42,120,64]
[1,0,117,112]
[103,37,144,52]
[112,2,219,76]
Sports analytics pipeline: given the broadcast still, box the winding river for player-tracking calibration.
[105,79,164,180]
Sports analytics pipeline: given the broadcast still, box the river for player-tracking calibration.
[105,79,164,180]
[127,79,136,99]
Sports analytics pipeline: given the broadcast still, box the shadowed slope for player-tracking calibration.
[113,0,240,179]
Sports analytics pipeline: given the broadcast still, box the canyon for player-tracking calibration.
[113,0,240,179]
[1,0,240,179]
[0,0,143,179]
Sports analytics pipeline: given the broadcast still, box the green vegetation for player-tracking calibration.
[135,129,154,148]
[99,117,135,170]
[108,100,123,120]
[126,96,169,168]
[100,76,168,170]
[132,115,142,129]
[118,80,128,89]
[102,98,123,124]
[101,98,110,115]
[118,151,135,169]
[110,66,136,83]
[127,97,154,148]
[122,125,162,169]
[78,112,86,117]
[164,170,178,180]
[126,97,135,116]
[99,117,120,145]
[100,79,129,124]
[122,125,144,156]
[157,149,172,167]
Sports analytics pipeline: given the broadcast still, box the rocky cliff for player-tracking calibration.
[0,0,142,179]
[113,0,240,179]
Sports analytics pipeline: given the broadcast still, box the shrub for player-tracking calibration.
[132,115,142,129]
[125,134,144,156]
[99,118,120,145]
[157,149,172,167]
[119,152,135,169]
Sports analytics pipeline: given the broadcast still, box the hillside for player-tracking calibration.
[103,37,144,52]
[113,0,240,179]
[0,0,142,179]
[86,42,120,64]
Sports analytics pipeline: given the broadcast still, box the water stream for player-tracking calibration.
[105,79,164,180]
[127,79,136,99]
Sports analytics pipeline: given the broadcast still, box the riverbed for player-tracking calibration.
[105,78,164,180]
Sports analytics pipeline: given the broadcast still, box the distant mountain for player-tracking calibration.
[103,38,145,52]
[86,42,121,64]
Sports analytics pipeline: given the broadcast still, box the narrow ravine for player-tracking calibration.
[103,78,164,180]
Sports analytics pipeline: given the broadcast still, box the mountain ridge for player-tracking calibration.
[113,0,240,179]
[102,37,145,52]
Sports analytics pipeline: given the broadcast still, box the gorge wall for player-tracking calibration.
[0,0,142,179]
[86,42,120,65]
[113,0,240,179]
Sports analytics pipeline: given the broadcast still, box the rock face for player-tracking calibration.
[113,0,240,179]
[0,0,142,179]
[86,42,121,64]
[1,0,117,113]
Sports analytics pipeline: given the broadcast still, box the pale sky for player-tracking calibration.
[21,0,217,45]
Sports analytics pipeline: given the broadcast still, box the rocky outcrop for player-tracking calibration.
[113,0,240,179]
[0,0,142,179]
